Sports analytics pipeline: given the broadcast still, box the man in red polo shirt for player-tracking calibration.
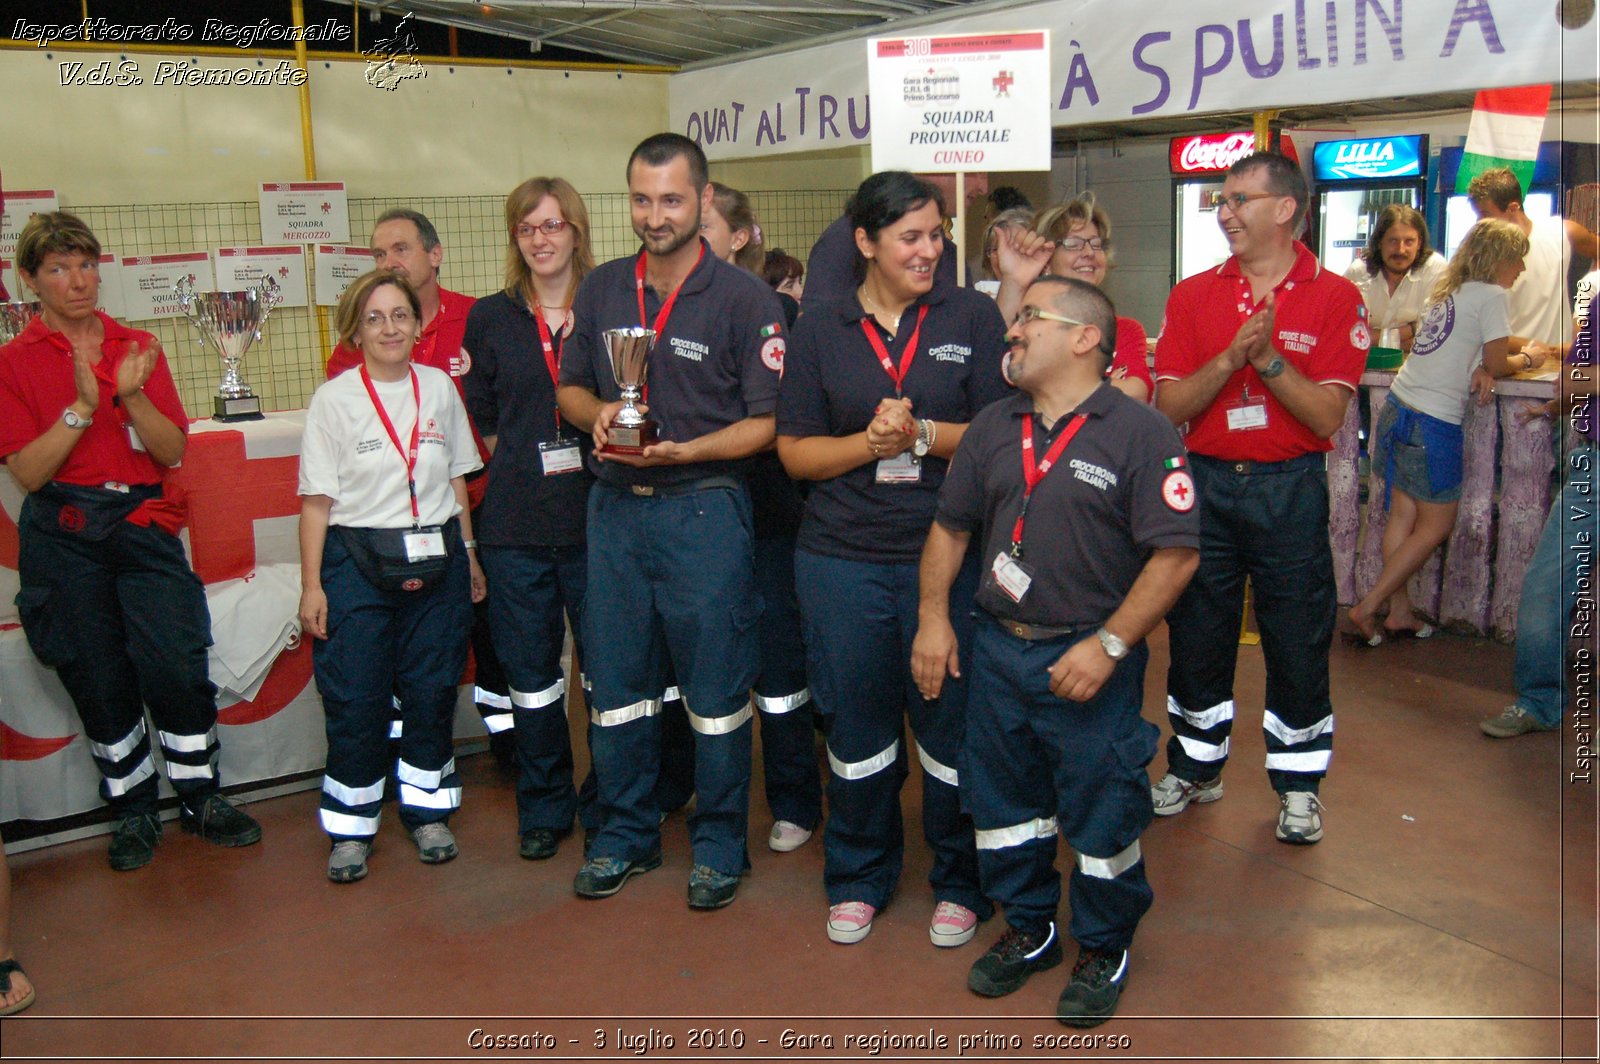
[325,208,511,749]
[1150,152,1368,845]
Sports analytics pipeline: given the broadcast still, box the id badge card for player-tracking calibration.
[990,551,1035,604]
[539,439,582,475]
[404,526,447,561]
[875,452,922,484]
[1225,393,1268,432]
[127,424,147,453]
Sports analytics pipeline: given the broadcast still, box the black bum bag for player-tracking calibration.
[334,517,461,593]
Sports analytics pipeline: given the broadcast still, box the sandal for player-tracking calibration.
[0,958,37,1016]
[1382,622,1435,640]
[1339,624,1383,648]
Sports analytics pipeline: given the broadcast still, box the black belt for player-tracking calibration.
[614,475,742,498]
[1193,452,1325,476]
[990,616,1086,642]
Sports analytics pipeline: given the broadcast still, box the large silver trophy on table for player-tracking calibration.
[174,276,281,421]
[600,326,659,454]
[0,301,39,344]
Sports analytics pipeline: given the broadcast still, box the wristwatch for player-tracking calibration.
[912,419,935,459]
[62,408,92,430]
[1097,627,1129,661]
[1258,356,1287,379]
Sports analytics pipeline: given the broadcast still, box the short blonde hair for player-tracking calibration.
[334,270,420,348]
[1033,192,1114,264]
[1432,218,1529,303]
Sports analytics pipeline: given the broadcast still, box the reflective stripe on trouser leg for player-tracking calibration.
[1262,708,1333,785]
[1166,695,1233,772]
[756,687,821,829]
[158,726,219,785]
[320,774,384,839]
[477,685,513,734]
[87,719,159,803]
[511,680,578,835]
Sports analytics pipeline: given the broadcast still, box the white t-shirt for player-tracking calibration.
[1506,215,1573,346]
[299,362,483,528]
[1344,252,1448,335]
[1391,281,1509,424]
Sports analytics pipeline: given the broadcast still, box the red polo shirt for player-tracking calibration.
[0,312,189,486]
[325,286,476,381]
[1154,242,1368,461]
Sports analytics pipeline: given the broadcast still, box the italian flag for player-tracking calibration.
[1455,85,1552,194]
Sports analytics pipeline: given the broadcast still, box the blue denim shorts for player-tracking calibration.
[1375,396,1463,506]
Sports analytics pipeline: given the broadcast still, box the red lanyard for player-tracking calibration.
[859,304,928,398]
[633,243,703,402]
[360,364,423,529]
[533,304,565,434]
[1011,412,1088,555]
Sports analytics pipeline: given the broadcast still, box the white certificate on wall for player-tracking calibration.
[314,245,374,307]
[96,253,126,319]
[259,182,350,244]
[215,246,309,307]
[867,30,1051,173]
[120,251,214,321]
[0,190,60,258]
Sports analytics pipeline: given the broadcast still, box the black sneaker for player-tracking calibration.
[1056,946,1129,1027]
[968,921,1063,997]
[107,812,162,871]
[573,847,662,898]
[180,794,262,848]
[686,864,740,910]
[519,828,560,861]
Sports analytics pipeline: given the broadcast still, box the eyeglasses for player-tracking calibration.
[1015,305,1088,327]
[1058,236,1109,253]
[1218,192,1281,210]
[515,219,569,239]
[362,308,416,329]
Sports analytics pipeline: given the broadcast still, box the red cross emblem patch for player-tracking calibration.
[1162,471,1196,512]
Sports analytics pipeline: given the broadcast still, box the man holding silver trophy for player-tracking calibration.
[557,133,787,910]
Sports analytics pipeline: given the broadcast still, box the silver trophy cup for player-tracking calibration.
[0,301,40,344]
[175,276,282,421]
[601,326,659,453]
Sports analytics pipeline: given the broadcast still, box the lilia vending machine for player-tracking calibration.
[1309,134,1430,279]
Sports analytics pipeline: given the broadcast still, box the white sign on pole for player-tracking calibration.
[259,182,350,244]
[215,246,309,307]
[96,253,126,319]
[314,245,374,307]
[120,251,213,321]
[868,30,1052,173]
[0,190,60,257]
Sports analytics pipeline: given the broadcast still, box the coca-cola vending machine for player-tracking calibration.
[1169,131,1299,283]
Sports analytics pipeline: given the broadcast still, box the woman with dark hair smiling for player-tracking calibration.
[777,171,1009,947]
[463,177,599,862]
[299,269,485,883]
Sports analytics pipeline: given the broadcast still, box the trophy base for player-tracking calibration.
[214,394,265,422]
[601,420,658,456]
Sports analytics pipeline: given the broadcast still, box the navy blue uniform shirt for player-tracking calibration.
[462,290,593,548]
[937,385,1200,626]
[561,240,785,489]
[778,284,1009,564]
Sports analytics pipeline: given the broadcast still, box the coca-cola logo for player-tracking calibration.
[1172,132,1257,174]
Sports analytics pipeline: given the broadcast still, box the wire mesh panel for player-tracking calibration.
[73,189,852,415]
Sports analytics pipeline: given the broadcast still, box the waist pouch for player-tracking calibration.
[25,481,161,542]
[334,518,460,593]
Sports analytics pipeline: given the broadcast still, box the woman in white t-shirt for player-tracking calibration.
[297,270,485,882]
[1346,219,1544,645]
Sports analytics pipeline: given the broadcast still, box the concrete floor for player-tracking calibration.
[1,626,1595,1062]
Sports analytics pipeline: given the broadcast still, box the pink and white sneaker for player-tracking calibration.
[930,900,979,947]
[827,901,876,944]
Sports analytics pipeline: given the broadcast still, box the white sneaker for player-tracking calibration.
[1150,773,1223,816]
[768,820,813,852]
[1275,791,1324,845]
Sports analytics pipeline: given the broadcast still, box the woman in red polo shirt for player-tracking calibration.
[0,212,261,872]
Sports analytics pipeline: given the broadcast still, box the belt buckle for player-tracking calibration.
[630,484,655,497]
[1009,622,1029,639]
